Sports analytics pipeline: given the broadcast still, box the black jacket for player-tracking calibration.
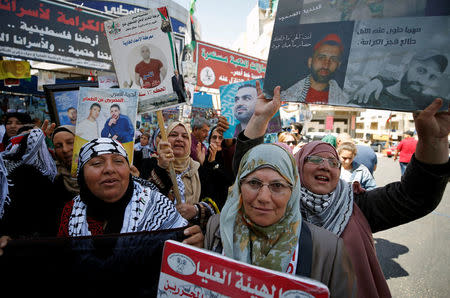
[233,132,449,234]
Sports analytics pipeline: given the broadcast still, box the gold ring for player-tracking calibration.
[166,153,171,158]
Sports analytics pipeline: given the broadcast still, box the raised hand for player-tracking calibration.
[208,142,218,163]
[40,119,57,137]
[414,98,450,164]
[216,115,230,134]
[197,142,206,165]
[244,81,281,139]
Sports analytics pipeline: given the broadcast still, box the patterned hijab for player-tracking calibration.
[77,137,128,177]
[165,122,201,204]
[0,128,57,218]
[220,144,302,273]
[295,141,353,236]
[2,128,57,180]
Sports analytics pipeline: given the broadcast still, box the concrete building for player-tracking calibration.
[355,109,415,141]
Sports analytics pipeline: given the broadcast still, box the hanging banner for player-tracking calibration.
[195,41,267,89]
[264,0,450,112]
[0,60,30,79]
[104,7,184,113]
[351,115,356,130]
[0,0,114,71]
[158,240,330,298]
[325,116,334,130]
[71,87,138,176]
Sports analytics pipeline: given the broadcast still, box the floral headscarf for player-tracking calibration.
[220,144,302,272]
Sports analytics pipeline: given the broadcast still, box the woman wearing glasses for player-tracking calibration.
[204,143,357,297]
[232,81,449,298]
[277,131,298,153]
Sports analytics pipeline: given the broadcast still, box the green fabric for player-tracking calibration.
[321,134,337,147]
[220,144,302,272]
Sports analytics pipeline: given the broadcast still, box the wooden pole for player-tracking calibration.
[156,110,182,205]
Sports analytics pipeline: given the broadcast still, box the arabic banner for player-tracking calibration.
[0,60,30,79]
[0,229,186,296]
[0,0,113,71]
[105,8,183,113]
[71,87,138,176]
[195,41,267,90]
[264,0,450,112]
[158,240,329,298]
[220,79,281,139]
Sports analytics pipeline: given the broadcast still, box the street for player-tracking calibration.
[372,154,450,297]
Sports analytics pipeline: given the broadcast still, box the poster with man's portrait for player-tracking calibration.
[104,7,182,113]
[220,79,281,139]
[44,82,98,126]
[71,87,138,176]
[264,0,450,112]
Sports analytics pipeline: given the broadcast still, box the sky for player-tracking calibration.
[173,0,256,49]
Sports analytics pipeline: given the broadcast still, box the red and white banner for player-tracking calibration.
[158,240,329,298]
[325,116,334,131]
[195,41,266,90]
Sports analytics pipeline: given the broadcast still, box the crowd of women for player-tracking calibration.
[0,82,448,297]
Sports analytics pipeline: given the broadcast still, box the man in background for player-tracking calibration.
[394,130,417,176]
[190,117,210,163]
[172,69,186,103]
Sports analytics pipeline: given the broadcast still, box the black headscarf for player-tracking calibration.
[2,112,33,146]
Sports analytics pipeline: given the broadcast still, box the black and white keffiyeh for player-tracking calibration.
[299,179,354,236]
[77,138,128,176]
[1,128,57,180]
[68,177,188,236]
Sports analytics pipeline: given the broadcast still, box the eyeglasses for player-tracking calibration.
[286,140,297,145]
[305,155,341,168]
[240,178,292,196]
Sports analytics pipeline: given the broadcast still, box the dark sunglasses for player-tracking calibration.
[286,140,297,145]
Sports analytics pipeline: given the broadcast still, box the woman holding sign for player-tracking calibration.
[204,143,357,296]
[148,122,221,229]
[231,81,449,297]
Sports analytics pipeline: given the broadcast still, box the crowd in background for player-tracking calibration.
[0,90,448,298]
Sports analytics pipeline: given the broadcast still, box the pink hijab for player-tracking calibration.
[294,141,339,185]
